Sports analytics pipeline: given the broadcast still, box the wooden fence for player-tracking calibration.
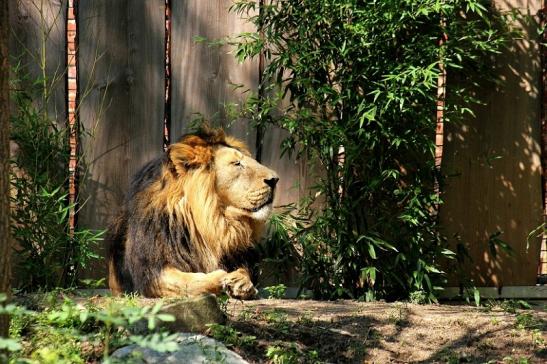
[442,0,544,289]
[8,0,546,289]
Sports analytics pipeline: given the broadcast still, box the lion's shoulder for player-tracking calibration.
[126,155,166,202]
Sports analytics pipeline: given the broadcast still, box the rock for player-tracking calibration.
[110,333,249,364]
[161,294,226,332]
[132,294,226,334]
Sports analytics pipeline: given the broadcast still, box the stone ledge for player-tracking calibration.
[111,333,249,364]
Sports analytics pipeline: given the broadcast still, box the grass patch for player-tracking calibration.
[3,293,178,363]
[206,323,256,349]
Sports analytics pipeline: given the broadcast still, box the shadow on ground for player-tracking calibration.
[224,299,547,363]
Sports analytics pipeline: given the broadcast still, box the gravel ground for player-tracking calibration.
[220,299,547,363]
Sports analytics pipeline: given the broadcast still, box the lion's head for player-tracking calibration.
[213,145,278,221]
[165,127,278,223]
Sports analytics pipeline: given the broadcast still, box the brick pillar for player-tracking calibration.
[67,0,78,234]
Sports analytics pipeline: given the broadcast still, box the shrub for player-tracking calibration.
[10,66,103,291]
[264,284,287,299]
[232,0,512,301]
[1,292,177,363]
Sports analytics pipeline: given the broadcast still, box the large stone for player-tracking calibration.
[135,294,226,333]
[160,294,226,332]
[110,333,249,364]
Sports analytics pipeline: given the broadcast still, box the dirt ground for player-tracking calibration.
[222,299,547,364]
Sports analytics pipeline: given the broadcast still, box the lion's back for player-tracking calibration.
[108,155,171,295]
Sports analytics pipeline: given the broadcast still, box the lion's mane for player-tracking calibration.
[108,128,262,297]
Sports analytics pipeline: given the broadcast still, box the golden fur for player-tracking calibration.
[108,127,279,298]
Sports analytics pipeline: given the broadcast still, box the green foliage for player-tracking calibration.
[409,290,428,304]
[0,296,23,364]
[264,284,287,299]
[231,0,512,301]
[487,231,514,259]
[0,294,26,362]
[128,332,181,353]
[387,303,410,326]
[0,337,22,353]
[255,205,303,283]
[265,343,320,364]
[515,312,543,331]
[511,310,546,353]
[263,309,291,334]
[500,356,531,364]
[484,299,531,314]
[265,344,300,364]
[216,293,230,314]
[526,222,545,251]
[4,294,177,363]
[10,66,103,291]
[206,323,257,349]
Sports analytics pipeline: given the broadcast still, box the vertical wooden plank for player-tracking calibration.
[441,0,543,286]
[78,0,165,279]
[0,0,11,338]
[127,1,166,170]
[260,127,310,207]
[9,0,66,126]
[78,0,129,280]
[538,0,547,277]
[170,1,258,152]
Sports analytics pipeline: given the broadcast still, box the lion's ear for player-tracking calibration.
[167,135,213,174]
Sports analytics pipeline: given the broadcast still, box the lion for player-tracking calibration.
[107,127,279,299]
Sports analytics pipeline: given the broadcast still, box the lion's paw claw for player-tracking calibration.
[222,269,257,300]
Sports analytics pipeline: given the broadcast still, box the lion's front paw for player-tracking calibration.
[221,268,257,300]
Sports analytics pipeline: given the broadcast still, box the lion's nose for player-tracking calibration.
[264,176,279,189]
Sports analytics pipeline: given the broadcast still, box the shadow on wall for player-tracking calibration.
[77,0,167,280]
[9,0,67,127]
[8,0,68,289]
[440,0,543,287]
[169,1,258,150]
[76,1,269,281]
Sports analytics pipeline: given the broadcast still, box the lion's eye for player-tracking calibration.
[233,160,242,167]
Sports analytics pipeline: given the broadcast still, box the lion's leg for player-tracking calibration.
[156,266,257,299]
[108,259,123,296]
[156,267,226,297]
